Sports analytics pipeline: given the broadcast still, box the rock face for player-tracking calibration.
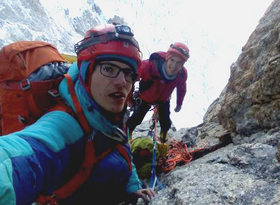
[182,0,280,152]
[196,0,280,148]
[217,1,280,136]
[139,0,280,204]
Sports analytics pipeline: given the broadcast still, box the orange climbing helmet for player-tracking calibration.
[167,42,189,62]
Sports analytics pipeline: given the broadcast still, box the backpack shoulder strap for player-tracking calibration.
[149,52,165,80]
[36,73,93,204]
[116,144,132,171]
[36,140,114,204]
[149,52,166,62]
[63,73,91,134]
[36,74,132,205]
[52,141,113,199]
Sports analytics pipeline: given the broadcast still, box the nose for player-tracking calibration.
[170,61,176,69]
[114,71,127,85]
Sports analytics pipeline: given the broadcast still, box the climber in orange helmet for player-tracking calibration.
[127,42,189,143]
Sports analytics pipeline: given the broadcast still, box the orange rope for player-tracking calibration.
[160,139,206,173]
[147,105,207,173]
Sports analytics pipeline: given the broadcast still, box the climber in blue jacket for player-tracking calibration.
[0,24,155,205]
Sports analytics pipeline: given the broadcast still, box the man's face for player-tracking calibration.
[166,55,185,76]
[89,60,135,113]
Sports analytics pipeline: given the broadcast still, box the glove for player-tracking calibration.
[174,106,181,112]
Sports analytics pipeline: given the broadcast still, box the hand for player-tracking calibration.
[174,106,181,112]
[135,188,156,204]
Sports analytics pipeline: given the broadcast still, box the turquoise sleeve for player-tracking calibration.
[126,162,142,194]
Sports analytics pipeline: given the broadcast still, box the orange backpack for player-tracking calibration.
[0,41,68,135]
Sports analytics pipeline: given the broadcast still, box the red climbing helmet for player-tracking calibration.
[75,24,141,67]
[74,24,142,84]
[167,42,189,62]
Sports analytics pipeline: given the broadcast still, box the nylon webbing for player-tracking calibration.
[64,74,91,134]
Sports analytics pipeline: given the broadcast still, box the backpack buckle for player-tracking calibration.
[20,79,31,90]
[18,115,27,124]
[48,89,60,97]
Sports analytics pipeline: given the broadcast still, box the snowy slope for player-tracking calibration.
[0,0,106,53]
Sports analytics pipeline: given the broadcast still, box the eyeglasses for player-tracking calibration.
[98,63,137,83]
[170,44,189,58]
[74,25,140,55]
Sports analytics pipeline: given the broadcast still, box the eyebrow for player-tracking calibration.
[101,62,132,70]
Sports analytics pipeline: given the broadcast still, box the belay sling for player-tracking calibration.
[0,41,68,135]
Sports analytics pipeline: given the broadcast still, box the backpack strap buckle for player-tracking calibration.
[20,79,31,90]
[48,89,60,97]
[35,193,59,205]
[104,127,127,143]
[17,115,27,124]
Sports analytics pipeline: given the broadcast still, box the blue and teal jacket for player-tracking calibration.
[0,63,142,205]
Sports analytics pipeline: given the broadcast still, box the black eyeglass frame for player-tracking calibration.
[98,63,138,83]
